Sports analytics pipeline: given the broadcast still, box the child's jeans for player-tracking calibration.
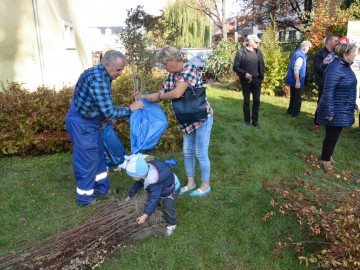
[162,174,180,226]
[163,189,180,226]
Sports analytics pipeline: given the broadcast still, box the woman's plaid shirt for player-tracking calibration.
[159,62,213,135]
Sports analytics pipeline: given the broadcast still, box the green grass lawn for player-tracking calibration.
[1,84,359,269]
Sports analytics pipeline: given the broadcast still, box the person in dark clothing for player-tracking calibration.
[312,35,339,131]
[233,34,265,128]
[125,156,181,236]
[317,43,358,173]
[285,40,312,117]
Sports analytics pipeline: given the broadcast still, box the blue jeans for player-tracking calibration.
[183,116,213,182]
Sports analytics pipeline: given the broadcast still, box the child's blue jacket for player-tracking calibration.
[128,161,176,215]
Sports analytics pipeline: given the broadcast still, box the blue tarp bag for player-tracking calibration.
[102,123,125,166]
[130,98,168,154]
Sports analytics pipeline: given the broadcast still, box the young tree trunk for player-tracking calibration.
[222,0,227,40]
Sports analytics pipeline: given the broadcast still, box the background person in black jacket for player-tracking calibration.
[312,35,339,131]
[233,34,265,128]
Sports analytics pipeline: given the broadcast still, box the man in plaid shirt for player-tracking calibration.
[66,50,143,205]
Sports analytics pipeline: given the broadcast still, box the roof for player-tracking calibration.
[89,26,124,35]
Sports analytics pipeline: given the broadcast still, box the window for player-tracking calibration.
[63,21,76,50]
[278,31,285,42]
[288,30,296,42]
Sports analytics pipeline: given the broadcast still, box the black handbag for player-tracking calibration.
[171,85,208,124]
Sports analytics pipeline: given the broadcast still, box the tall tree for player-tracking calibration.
[184,0,228,40]
[164,0,210,47]
[236,0,313,32]
[306,0,360,48]
[121,6,179,50]
[119,6,179,93]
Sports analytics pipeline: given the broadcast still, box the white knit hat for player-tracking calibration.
[125,156,148,178]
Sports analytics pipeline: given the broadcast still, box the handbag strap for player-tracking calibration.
[173,66,203,88]
[172,73,203,97]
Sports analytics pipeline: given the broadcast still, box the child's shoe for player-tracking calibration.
[166,225,176,236]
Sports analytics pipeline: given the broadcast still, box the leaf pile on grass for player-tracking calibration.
[262,154,359,269]
[0,195,165,270]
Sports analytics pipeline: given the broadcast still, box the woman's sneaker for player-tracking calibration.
[166,225,176,236]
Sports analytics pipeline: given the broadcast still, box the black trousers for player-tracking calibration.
[240,77,262,124]
[321,126,343,161]
[314,84,324,125]
[287,86,302,117]
[162,188,180,226]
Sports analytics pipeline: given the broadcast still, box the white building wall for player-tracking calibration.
[0,0,92,91]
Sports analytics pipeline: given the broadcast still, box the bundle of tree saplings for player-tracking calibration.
[0,195,165,270]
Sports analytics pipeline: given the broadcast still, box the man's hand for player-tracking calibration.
[129,100,144,112]
[295,82,301,89]
[326,116,333,121]
[245,73,252,81]
[136,214,149,224]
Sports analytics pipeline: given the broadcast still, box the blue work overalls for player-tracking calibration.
[65,96,109,205]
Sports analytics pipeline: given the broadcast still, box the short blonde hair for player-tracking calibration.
[334,43,357,58]
[157,45,188,63]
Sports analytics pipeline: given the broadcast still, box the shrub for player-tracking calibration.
[261,24,291,96]
[0,82,73,155]
[206,39,240,83]
[305,0,350,50]
[301,0,360,100]
[0,69,182,156]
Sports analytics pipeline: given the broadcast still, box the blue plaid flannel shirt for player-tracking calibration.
[74,64,130,119]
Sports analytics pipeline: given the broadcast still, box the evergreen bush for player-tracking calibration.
[260,24,290,96]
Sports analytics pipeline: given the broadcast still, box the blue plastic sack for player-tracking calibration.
[130,98,168,154]
[102,123,125,166]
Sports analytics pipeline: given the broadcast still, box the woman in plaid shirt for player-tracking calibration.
[146,46,214,197]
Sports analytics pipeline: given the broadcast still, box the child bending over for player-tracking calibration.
[125,156,180,236]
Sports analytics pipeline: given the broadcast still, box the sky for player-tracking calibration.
[85,0,172,27]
